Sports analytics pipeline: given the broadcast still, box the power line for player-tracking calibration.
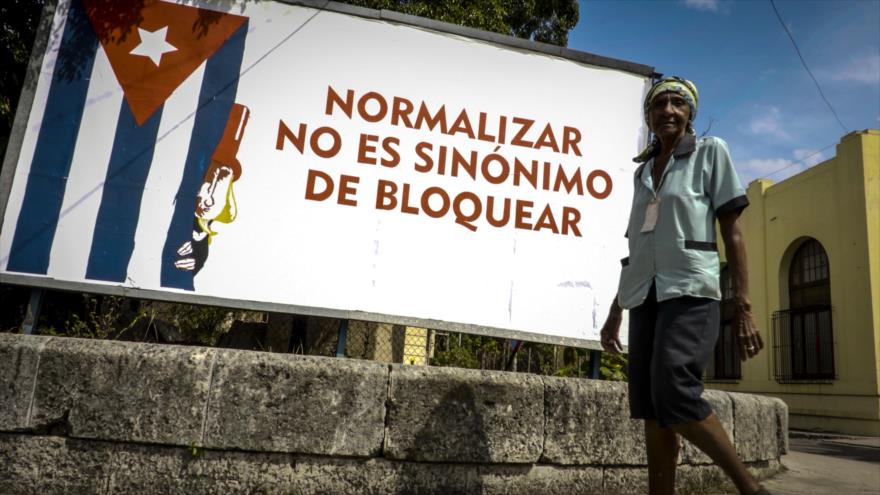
[769,0,849,134]
[761,143,836,180]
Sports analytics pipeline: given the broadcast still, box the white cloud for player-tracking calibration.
[745,106,790,140]
[829,54,880,85]
[682,0,720,12]
[793,148,827,167]
[737,149,829,184]
[737,158,801,184]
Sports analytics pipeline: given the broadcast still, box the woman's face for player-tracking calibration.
[195,165,233,220]
[648,91,691,141]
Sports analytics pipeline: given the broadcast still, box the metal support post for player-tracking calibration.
[589,350,602,379]
[335,319,348,358]
[21,288,44,335]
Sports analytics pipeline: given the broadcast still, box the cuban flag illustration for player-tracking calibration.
[2,0,250,291]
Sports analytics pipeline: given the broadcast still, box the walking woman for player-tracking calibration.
[600,77,771,495]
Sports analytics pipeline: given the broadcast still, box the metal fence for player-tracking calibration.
[338,319,620,379]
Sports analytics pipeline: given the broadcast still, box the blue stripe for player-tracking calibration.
[6,0,98,274]
[160,22,248,290]
[85,101,163,282]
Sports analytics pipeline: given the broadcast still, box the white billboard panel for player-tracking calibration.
[0,0,651,347]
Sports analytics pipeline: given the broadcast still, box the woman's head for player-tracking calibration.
[633,76,699,163]
[644,76,699,136]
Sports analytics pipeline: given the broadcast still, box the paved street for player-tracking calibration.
[757,433,879,495]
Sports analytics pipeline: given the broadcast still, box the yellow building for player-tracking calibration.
[709,129,880,436]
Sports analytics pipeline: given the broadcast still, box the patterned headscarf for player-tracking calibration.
[633,76,700,163]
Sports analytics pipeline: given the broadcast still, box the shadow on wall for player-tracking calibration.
[405,384,490,494]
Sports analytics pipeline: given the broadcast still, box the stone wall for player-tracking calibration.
[0,334,787,494]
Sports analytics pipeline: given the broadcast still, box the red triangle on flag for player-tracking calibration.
[83,0,247,126]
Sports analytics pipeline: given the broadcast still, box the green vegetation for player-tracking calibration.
[342,0,578,46]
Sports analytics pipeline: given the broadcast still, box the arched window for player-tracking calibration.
[789,239,831,309]
[773,239,834,380]
[708,266,741,380]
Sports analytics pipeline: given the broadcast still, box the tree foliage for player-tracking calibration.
[0,0,44,158]
[342,0,578,47]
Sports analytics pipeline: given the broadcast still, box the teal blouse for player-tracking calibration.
[617,134,749,309]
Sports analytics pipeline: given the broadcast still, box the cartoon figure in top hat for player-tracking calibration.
[174,103,249,275]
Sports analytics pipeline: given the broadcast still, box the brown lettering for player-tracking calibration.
[414,142,433,173]
[451,147,478,180]
[477,112,496,143]
[486,196,511,227]
[534,205,560,234]
[337,175,359,206]
[534,123,560,152]
[358,134,378,165]
[554,166,584,195]
[305,169,333,201]
[380,136,400,167]
[415,103,448,133]
[376,180,398,210]
[421,187,450,218]
[391,96,415,128]
[358,92,388,123]
[452,192,481,232]
[562,207,582,237]
[563,126,582,156]
[449,109,475,139]
[587,169,612,199]
[515,200,534,230]
[511,117,535,148]
[400,183,419,215]
[276,120,306,153]
[310,126,342,158]
[325,86,353,118]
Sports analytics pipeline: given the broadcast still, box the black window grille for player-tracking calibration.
[707,266,741,380]
[772,306,835,380]
[773,239,834,381]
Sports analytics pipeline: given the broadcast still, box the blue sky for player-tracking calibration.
[568,0,880,185]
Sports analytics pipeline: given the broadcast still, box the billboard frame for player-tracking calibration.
[0,0,655,350]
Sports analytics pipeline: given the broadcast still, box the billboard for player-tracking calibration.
[0,0,652,348]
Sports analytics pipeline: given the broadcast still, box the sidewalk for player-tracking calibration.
[757,432,880,495]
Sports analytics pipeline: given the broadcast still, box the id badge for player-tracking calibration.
[640,198,660,233]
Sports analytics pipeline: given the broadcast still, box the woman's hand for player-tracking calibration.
[733,298,763,361]
[601,299,624,354]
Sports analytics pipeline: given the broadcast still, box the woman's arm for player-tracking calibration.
[718,211,764,360]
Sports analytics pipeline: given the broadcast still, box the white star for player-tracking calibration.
[129,26,177,66]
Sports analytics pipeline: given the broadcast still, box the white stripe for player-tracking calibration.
[0,0,72,271]
[47,48,122,281]
[125,62,206,289]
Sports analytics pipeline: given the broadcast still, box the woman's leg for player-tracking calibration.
[645,419,679,495]
[650,296,763,494]
[672,414,761,495]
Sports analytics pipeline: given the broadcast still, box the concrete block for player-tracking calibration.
[680,390,734,465]
[0,433,301,495]
[384,365,543,463]
[204,350,388,456]
[603,467,649,495]
[730,392,780,462]
[29,337,214,445]
[478,464,603,495]
[675,464,728,494]
[0,334,46,430]
[111,443,298,494]
[542,377,647,465]
[0,433,111,495]
[773,398,789,455]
